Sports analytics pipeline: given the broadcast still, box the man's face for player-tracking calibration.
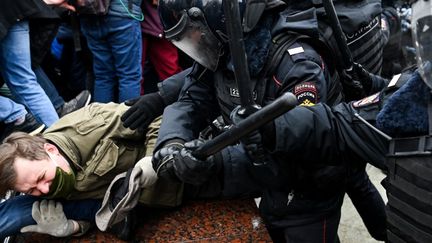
[12,143,71,196]
[13,156,57,196]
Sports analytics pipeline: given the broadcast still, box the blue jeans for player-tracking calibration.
[80,16,142,103]
[0,195,101,238]
[0,96,27,123]
[0,21,59,126]
[34,66,65,110]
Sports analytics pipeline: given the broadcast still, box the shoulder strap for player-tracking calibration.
[263,32,302,78]
[255,32,303,104]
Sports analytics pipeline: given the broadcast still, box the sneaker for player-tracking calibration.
[1,113,45,141]
[57,90,91,117]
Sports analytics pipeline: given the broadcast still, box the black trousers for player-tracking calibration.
[267,210,341,243]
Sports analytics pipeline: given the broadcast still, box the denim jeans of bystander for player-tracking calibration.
[0,96,27,124]
[0,21,59,126]
[80,16,142,103]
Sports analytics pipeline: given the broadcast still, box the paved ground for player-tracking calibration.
[338,165,387,243]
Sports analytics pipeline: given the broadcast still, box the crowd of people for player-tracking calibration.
[0,0,431,242]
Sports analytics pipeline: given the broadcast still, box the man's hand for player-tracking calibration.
[20,200,78,237]
[121,93,166,133]
[152,140,184,181]
[42,0,76,11]
[342,62,385,100]
[172,139,222,185]
[230,106,266,165]
[135,157,158,187]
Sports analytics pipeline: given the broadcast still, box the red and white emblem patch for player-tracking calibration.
[352,92,380,108]
[294,82,318,106]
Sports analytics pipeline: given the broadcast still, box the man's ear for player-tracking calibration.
[44,143,59,154]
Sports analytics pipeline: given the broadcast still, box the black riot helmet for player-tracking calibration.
[158,0,285,71]
[411,0,432,88]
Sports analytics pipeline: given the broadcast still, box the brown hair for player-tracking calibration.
[0,132,49,197]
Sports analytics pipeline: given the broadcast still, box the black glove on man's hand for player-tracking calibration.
[152,140,184,181]
[351,62,373,94]
[172,139,222,185]
[121,92,166,133]
[352,62,389,94]
[229,106,266,164]
[341,65,367,101]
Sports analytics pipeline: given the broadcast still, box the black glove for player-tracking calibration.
[342,62,388,101]
[121,92,166,133]
[341,65,367,101]
[152,140,184,181]
[352,63,389,94]
[351,63,374,94]
[229,106,266,165]
[172,139,222,185]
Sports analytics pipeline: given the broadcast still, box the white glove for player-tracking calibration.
[134,156,158,188]
[20,200,78,237]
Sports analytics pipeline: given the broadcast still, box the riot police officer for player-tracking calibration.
[157,1,431,242]
[150,0,387,242]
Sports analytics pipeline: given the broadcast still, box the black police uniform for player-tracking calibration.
[225,68,431,243]
[155,8,353,242]
[320,1,389,239]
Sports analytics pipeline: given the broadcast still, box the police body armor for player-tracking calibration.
[386,134,432,242]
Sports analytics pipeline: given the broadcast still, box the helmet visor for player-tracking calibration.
[412,1,432,87]
[164,10,223,71]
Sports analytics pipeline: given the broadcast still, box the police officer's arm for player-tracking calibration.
[152,64,221,184]
[257,41,339,150]
[158,67,191,105]
[198,101,388,198]
[265,102,387,169]
[272,41,339,105]
[155,64,220,150]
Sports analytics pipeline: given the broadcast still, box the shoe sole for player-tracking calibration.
[29,124,46,136]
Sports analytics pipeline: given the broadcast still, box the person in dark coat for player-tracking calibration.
[150,0,388,242]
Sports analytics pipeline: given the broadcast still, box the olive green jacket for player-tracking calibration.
[43,102,159,200]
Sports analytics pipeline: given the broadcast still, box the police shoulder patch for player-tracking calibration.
[352,92,380,108]
[294,82,318,106]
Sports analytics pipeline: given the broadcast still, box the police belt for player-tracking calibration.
[388,135,432,157]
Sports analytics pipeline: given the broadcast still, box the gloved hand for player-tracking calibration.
[351,62,389,94]
[342,62,388,101]
[230,106,266,164]
[21,200,78,237]
[172,139,223,185]
[152,140,185,181]
[350,63,374,93]
[107,157,157,212]
[121,92,166,133]
[341,65,367,101]
[134,156,158,188]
